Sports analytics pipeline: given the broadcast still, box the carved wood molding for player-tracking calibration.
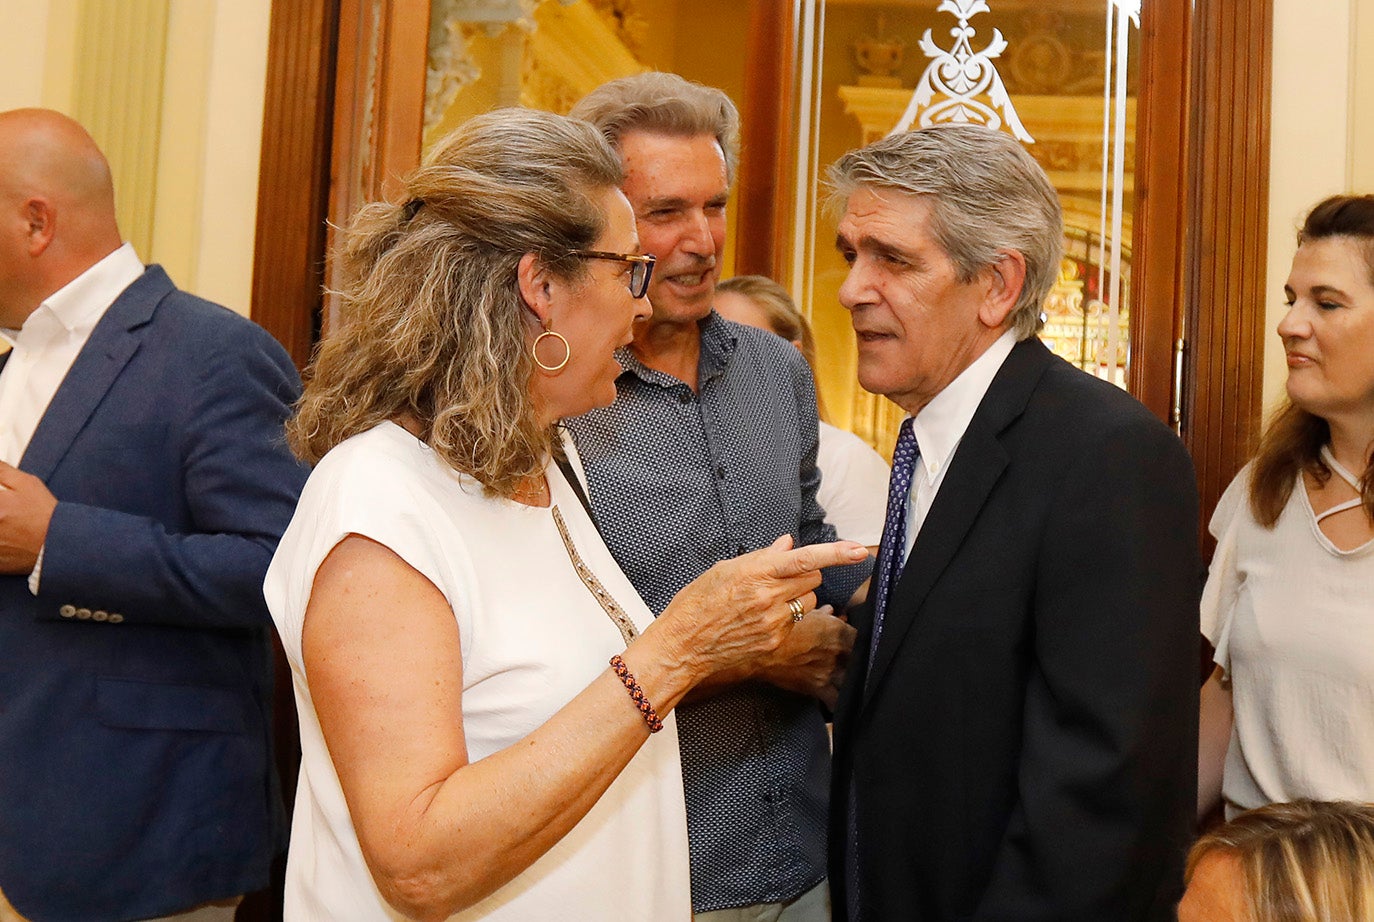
[325,0,429,333]
[249,0,339,368]
[1183,0,1273,538]
[1129,0,1190,423]
[735,0,798,280]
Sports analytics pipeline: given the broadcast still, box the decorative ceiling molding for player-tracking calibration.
[521,0,644,113]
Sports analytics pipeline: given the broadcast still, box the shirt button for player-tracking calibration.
[716,464,726,479]
[678,391,692,404]
[92,610,109,622]
[108,614,124,624]
[75,607,92,620]
[736,544,747,556]
[59,604,76,618]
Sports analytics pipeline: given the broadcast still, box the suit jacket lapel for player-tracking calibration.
[860,338,1055,708]
[20,267,166,481]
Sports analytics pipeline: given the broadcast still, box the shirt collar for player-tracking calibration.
[614,308,739,388]
[697,310,737,383]
[35,242,143,339]
[909,328,1017,482]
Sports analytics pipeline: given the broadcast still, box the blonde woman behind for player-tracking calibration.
[715,275,889,551]
[1179,800,1374,921]
[264,110,866,922]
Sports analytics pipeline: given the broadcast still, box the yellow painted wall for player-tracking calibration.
[0,0,269,317]
[1352,0,1374,192]
[1263,0,1365,416]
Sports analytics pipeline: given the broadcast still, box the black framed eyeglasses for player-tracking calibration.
[571,250,656,299]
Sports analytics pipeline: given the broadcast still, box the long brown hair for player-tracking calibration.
[1250,194,1374,526]
[287,109,623,497]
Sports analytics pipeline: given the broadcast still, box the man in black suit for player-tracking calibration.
[827,125,1200,921]
[0,109,306,921]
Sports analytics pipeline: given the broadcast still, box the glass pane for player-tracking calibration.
[423,0,755,270]
[795,0,1140,454]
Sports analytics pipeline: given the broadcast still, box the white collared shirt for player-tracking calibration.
[0,243,144,465]
[902,329,1017,562]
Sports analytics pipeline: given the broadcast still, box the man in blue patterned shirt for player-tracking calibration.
[567,73,873,921]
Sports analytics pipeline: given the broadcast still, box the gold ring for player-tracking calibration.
[787,598,805,622]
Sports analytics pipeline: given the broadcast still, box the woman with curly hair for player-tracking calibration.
[263,109,866,922]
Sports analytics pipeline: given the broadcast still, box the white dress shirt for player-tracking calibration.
[0,243,143,464]
[0,243,143,592]
[902,329,1016,562]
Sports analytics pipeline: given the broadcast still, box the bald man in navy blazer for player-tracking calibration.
[827,126,1200,921]
[0,110,307,921]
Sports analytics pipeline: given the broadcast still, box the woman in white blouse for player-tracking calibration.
[1198,194,1374,821]
[263,110,866,922]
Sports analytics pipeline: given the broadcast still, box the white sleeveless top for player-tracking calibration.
[1201,462,1374,817]
[265,422,691,921]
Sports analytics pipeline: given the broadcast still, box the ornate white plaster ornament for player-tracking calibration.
[891,0,1033,143]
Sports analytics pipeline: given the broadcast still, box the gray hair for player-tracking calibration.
[828,125,1064,340]
[570,72,741,181]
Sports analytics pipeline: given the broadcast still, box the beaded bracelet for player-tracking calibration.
[609,654,664,733]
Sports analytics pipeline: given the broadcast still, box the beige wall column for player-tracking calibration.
[0,0,269,317]
[1264,0,1357,411]
[1352,0,1374,192]
[71,0,172,260]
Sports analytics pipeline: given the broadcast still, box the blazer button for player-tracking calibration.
[107,614,124,624]
[92,610,109,622]
[75,608,93,620]
[59,605,77,619]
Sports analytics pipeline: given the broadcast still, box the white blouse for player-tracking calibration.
[265,422,691,921]
[1201,463,1374,817]
[815,421,891,547]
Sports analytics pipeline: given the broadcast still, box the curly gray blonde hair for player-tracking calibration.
[288,108,623,497]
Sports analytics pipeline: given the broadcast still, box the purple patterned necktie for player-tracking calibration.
[867,417,919,667]
[847,417,919,921]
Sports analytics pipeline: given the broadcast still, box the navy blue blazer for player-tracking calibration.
[830,339,1201,922]
[0,266,308,922]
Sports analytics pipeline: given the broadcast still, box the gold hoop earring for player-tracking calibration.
[532,327,570,373]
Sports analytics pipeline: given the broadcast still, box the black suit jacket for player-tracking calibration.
[0,267,308,922]
[830,339,1201,922]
